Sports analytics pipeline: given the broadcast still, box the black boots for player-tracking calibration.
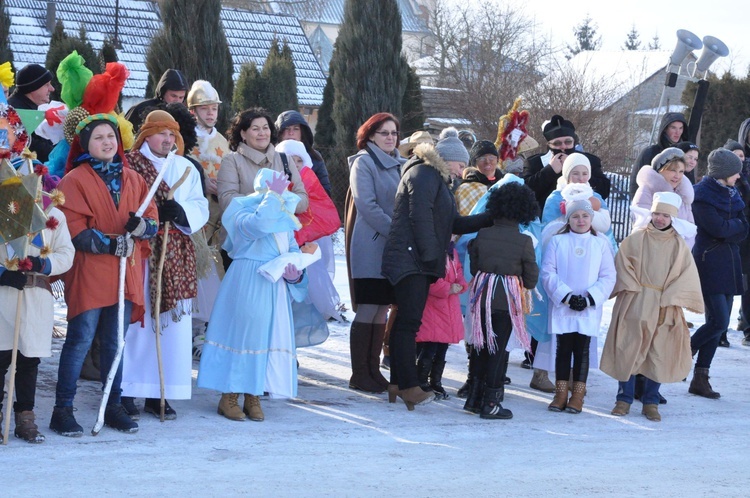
[49,406,84,437]
[689,367,721,399]
[104,403,139,433]
[416,355,433,391]
[480,386,512,419]
[429,360,448,399]
[462,379,484,413]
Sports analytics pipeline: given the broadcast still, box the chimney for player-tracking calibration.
[46,1,56,33]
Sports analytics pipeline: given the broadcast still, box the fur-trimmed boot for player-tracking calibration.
[566,382,586,414]
[480,386,512,420]
[548,380,568,412]
[688,367,721,399]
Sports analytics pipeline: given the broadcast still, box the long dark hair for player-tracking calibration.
[227,107,276,151]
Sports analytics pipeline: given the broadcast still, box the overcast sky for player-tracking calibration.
[516,0,747,76]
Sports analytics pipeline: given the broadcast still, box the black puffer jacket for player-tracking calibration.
[381,144,492,285]
[125,69,189,132]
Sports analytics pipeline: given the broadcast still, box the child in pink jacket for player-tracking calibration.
[415,245,468,399]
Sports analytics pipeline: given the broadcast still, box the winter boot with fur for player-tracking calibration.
[566,382,586,414]
[15,410,45,443]
[49,406,84,437]
[348,322,385,393]
[218,393,246,421]
[244,394,264,422]
[530,369,555,393]
[480,386,512,420]
[429,360,449,400]
[548,380,569,412]
[688,367,721,399]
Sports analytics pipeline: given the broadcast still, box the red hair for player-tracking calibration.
[356,112,399,151]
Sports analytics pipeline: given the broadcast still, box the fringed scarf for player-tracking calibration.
[128,150,197,326]
[469,271,533,354]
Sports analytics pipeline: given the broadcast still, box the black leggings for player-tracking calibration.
[555,332,591,383]
[471,312,512,389]
[0,351,41,412]
[416,342,448,363]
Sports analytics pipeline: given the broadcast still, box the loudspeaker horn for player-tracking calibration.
[695,36,729,73]
[669,29,703,66]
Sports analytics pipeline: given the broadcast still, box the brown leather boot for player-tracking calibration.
[530,369,555,393]
[399,386,434,411]
[611,401,631,416]
[349,322,385,393]
[14,410,45,443]
[642,403,661,422]
[548,380,568,412]
[243,394,264,422]
[217,393,246,421]
[369,323,389,390]
[566,382,586,414]
[688,367,721,399]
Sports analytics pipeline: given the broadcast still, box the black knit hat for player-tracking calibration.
[675,141,699,154]
[543,115,575,141]
[15,64,53,94]
[469,140,498,166]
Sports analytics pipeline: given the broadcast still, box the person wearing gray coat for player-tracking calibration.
[344,113,405,394]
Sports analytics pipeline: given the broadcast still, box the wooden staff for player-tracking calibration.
[2,291,23,445]
[153,167,191,422]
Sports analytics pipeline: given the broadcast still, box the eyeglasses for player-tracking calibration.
[374,131,399,137]
[548,138,575,148]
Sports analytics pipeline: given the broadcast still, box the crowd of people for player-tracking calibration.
[1,56,748,445]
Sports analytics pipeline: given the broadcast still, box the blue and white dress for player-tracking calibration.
[197,170,307,399]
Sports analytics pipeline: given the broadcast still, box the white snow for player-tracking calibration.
[4,257,750,496]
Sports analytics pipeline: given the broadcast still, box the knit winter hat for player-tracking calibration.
[675,141,699,154]
[133,109,184,155]
[651,147,684,172]
[565,198,594,222]
[562,153,591,182]
[15,64,52,94]
[469,140,498,166]
[651,191,681,217]
[435,127,470,164]
[542,115,575,141]
[275,139,312,169]
[723,139,744,153]
[75,113,119,152]
[707,147,743,179]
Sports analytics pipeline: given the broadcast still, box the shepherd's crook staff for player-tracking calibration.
[92,150,177,435]
[153,167,191,422]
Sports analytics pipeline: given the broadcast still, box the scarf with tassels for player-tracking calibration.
[469,271,533,354]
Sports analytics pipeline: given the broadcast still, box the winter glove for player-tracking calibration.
[568,295,588,312]
[158,199,186,224]
[125,212,148,238]
[109,235,135,258]
[26,256,46,273]
[282,263,303,283]
[0,270,26,290]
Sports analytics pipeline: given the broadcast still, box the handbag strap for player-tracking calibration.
[279,152,293,181]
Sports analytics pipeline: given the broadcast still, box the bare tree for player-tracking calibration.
[425,0,551,140]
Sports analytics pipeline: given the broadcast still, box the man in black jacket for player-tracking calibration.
[628,112,688,198]
[522,115,610,209]
[7,64,55,162]
[125,69,189,133]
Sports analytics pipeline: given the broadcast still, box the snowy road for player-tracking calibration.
[4,257,750,497]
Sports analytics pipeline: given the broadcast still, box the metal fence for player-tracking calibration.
[605,172,632,243]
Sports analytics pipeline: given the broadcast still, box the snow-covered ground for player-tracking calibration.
[5,256,750,497]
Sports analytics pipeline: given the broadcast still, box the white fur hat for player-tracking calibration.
[275,139,312,169]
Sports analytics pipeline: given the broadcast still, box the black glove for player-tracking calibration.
[125,212,148,237]
[26,256,45,273]
[0,270,26,290]
[568,295,589,312]
[109,235,135,257]
[158,199,185,224]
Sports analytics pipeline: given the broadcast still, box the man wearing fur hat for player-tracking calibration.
[601,192,703,422]
[521,115,610,210]
[690,149,748,398]
[7,63,56,162]
[121,110,209,420]
[125,69,189,133]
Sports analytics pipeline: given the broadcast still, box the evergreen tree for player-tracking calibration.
[400,61,426,137]
[648,33,661,50]
[566,15,602,59]
[331,0,407,152]
[45,21,100,101]
[0,0,14,69]
[146,0,234,130]
[314,64,336,161]
[259,37,298,118]
[623,25,641,51]
[232,61,262,113]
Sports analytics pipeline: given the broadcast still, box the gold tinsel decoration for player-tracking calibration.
[21,149,38,161]
[49,189,66,207]
[39,245,52,258]
[4,257,19,271]
[494,98,522,149]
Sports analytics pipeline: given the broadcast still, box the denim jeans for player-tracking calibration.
[691,294,733,369]
[55,301,132,407]
[618,375,661,405]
